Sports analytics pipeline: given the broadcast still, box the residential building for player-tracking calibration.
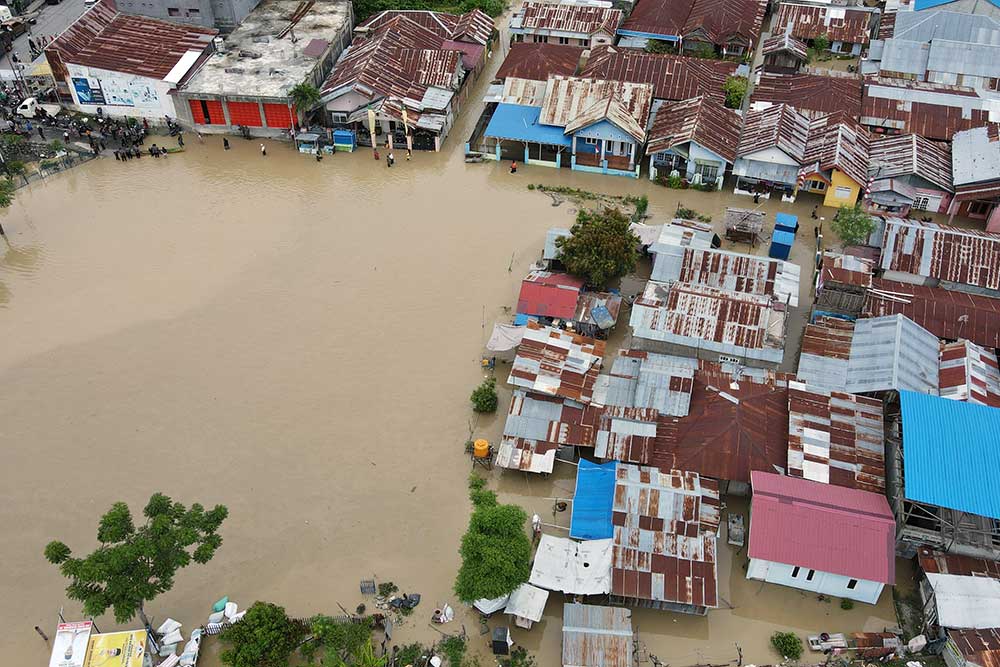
[797,111,871,207]
[645,95,740,187]
[747,471,895,604]
[562,604,633,667]
[514,270,622,335]
[509,0,622,48]
[910,0,1000,18]
[878,216,1000,291]
[760,30,808,73]
[939,340,1000,407]
[946,630,1000,667]
[616,0,767,57]
[319,9,494,151]
[866,134,953,215]
[44,0,217,118]
[177,0,353,136]
[888,391,1000,558]
[812,252,874,316]
[797,316,856,389]
[508,321,605,403]
[732,103,811,200]
[860,79,998,142]
[116,0,259,31]
[773,3,876,56]
[494,42,582,81]
[951,126,1000,228]
[482,75,653,176]
[751,71,863,119]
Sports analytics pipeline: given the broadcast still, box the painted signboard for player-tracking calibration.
[49,621,94,667]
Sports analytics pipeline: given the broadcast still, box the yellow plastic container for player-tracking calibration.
[473,439,490,458]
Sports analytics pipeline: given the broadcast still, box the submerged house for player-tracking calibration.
[773,2,875,56]
[951,126,1000,229]
[562,604,634,667]
[615,0,767,57]
[761,30,808,73]
[796,112,871,207]
[732,104,810,200]
[646,95,741,187]
[319,9,494,151]
[866,134,953,216]
[509,0,622,47]
[747,471,895,604]
[482,75,653,177]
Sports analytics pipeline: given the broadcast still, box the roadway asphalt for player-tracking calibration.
[9,0,85,65]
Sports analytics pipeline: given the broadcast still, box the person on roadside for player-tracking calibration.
[260,143,266,156]
[510,160,517,174]
[37,125,43,140]
[177,133,184,148]
[223,137,230,150]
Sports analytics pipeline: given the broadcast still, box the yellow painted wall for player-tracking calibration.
[823,170,862,207]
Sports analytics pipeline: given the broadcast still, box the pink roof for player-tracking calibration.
[749,471,895,585]
[517,271,584,319]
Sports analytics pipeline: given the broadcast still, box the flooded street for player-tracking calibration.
[1,78,895,666]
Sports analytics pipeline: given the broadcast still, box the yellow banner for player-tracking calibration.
[84,630,147,667]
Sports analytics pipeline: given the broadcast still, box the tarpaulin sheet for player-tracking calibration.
[569,459,617,540]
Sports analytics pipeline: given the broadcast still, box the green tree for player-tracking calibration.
[644,39,674,54]
[43,493,228,624]
[353,639,387,667]
[470,377,498,413]
[289,82,322,126]
[771,631,803,660]
[691,42,717,59]
[309,615,373,664]
[220,601,306,667]
[723,76,748,109]
[0,177,15,209]
[454,479,531,602]
[831,203,875,245]
[2,159,25,177]
[813,33,830,52]
[556,207,639,289]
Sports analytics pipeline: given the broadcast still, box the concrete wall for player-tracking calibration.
[747,558,884,604]
[65,63,179,119]
[822,169,862,207]
[115,0,262,30]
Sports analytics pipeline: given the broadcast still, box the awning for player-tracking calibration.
[486,323,525,353]
[484,103,571,147]
[504,583,549,623]
[529,534,612,595]
[473,594,510,615]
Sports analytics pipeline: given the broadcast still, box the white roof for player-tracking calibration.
[486,324,526,353]
[504,583,549,622]
[529,534,612,595]
[162,49,203,84]
[927,573,1000,629]
[473,594,510,614]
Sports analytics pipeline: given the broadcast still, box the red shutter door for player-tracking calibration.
[262,103,293,128]
[227,101,262,127]
[204,100,225,125]
[188,99,206,124]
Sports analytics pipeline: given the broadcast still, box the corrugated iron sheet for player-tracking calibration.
[737,104,810,160]
[864,278,1000,349]
[939,340,1000,408]
[513,0,622,36]
[861,80,995,143]
[508,321,605,403]
[952,125,1000,198]
[562,603,633,667]
[495,42,582,82]
[799,111,871,190]
[868,134,953,193]
[581,46,736,105]
[797,316,855,391]
[647,95,741,163]
[611,463,720,607]
[844,314,940,395]
[516,270,584,320]
[752,72,863,119]
[681,0,767,48]
[539,75,653,139]
[787,381,885,493]
[761,31,808,59]
[879,217,1000,291]
[774,3,873,45]
[919,547,1000,578]
[659,247,801,307]
[820,251,874,288]
[949,629,1000,667]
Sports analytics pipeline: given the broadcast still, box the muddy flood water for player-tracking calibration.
[1,64,902,666]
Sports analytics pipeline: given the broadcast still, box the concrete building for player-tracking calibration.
[44,0,217,119]
[115,0,261,32]
[747,471,895,604]
[177,0,353,136]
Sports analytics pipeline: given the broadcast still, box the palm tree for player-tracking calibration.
[352,639,387,667]
[289,82,322,128]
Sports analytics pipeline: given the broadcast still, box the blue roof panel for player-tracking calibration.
[483,103,572,147]
[915,0,1000,9]
[900,391,1000,520]
[569,459,617,540]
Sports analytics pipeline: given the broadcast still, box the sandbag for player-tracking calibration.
[211,596,229,613]
[156,618,182,636]
[161,629,183,645]
[158,644,177,657]
[183,639,199,656]
[207,611,225,624]
[224,602,238,620]
[231,610,246,622]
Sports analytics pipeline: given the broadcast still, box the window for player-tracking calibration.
[835,185,853,199]
[532,34,547,43]
[847,579,858,590]
[806,569,815,581]
[791,566,800,578]
[167,7,180,14]
[514,34,523,42]
[912,195,930,210]
[969,201,992,216]
[330,112,348,124]
[187,7,199,14]
[805,179,826,192]
[697,164,719,182]
[584,137,598,145]
[558,36,569,45]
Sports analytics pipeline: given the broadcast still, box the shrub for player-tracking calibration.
[220,602,305,667]
[667,174,683,189]
[813,33,830,52]
[470,377,498,413]
[439,636,466,666]
[723,76,748,109]
[771,631,803,660]
[840,598,854,610]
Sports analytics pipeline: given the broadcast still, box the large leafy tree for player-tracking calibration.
[556,207,640,289]
[289,83,322,126]
[831,203,876,246]
[220,601,305,667]
[44,493,228,624]
[454,480,531,602]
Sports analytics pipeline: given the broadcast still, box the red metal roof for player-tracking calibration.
[647,95,741,163]
[45,0,216,81]
[516,270,585,319]
[581,46,736,104]
[862,80,996,142]
[752,71,863,119]
[514,0,623,36]
[774,3,873,45]
[749,471,896,584]
[495,42,582,81]
[619,0,765,47]
[865,278,1000,350]
[878,218,1000,291]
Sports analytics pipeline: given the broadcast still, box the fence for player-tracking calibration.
[8,149,97,189]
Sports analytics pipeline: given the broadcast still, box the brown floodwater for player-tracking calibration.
[1,48,899,666]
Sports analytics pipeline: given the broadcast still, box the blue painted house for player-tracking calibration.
[646,95,741,188]
[481,75,653,177]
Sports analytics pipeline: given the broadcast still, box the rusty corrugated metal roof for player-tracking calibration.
[562,603,633,667]
[611,463,720,608]
[820,251,874,288]
[868,134,953,193]
[362,8,493,45]
[46,0,216,81]
[513,0,622,36]
[919,547,1000,578]
[752,71,863,119]
[761,31,808,59]
[737,103,810,159]
[861,79,996,142]
[495,42,582,81]
[799,111,871,190]
[539,76,653,141]
[796,316,856,391]
[647,95,741,164]
[949,629,1000,667]
[581,46,736,105]
[939,340,1000,408]
[879,218,1000,290]
[508,321,605,403]
[681,0,767,48]
[787,381,885,494]
[774,2,873,45]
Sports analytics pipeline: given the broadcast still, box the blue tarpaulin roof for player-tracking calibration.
[484,104,572,147]
[570,459,617,540]
[901,391,1000,520]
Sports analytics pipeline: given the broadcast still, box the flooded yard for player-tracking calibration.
[0,52,901,665]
